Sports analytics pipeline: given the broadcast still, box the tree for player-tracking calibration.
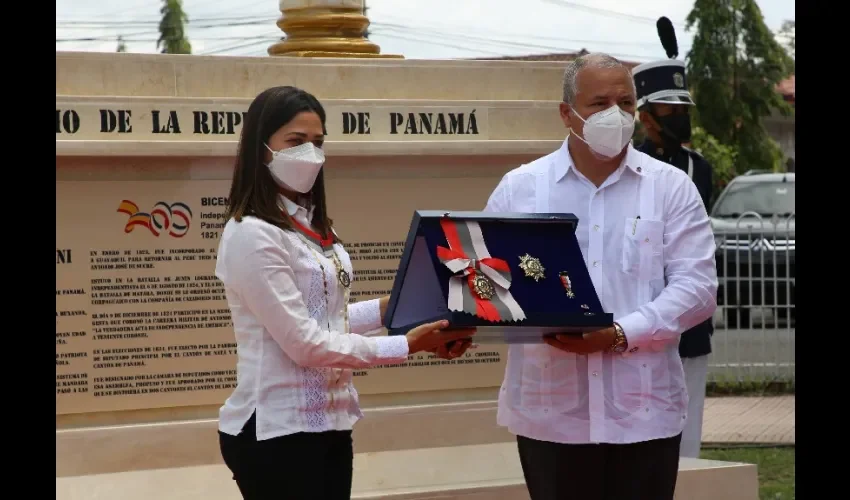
[632,121,735,203]
[686,0,794,173]
[778,20,795,58]
[116,36,127,53]
[157,0,191,54]
[689,127,738,202]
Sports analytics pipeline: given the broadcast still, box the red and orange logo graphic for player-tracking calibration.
[117,200,193,238]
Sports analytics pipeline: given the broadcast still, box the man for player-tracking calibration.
[484,53,718,500]
[632,22,715,459]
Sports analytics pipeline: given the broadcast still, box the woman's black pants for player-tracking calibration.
[219,413,354,500]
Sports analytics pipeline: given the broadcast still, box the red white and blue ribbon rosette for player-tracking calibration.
[435,219,526,323]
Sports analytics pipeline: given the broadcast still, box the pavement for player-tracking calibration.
[702,395,795,445]
[699,321,796,446]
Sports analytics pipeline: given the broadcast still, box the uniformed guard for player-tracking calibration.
[632,16,715,459]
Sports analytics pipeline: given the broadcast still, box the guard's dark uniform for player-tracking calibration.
[633,16,716,460]
[636,139,714,359]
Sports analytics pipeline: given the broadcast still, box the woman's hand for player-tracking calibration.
[405,320,476,354]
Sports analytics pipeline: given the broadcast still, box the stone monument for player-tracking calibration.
[55,2,758,499]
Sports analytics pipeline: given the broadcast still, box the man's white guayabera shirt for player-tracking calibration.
[485,141,718,445]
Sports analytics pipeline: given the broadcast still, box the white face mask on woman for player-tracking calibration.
[571,104,635,158]
[264,142,326,193]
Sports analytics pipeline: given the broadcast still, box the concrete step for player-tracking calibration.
[57,401,513,478]
[56,442,759,500]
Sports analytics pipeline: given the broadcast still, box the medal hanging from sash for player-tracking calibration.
[289,217,351,290]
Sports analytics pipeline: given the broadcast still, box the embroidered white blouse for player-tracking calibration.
[215,196,410,441]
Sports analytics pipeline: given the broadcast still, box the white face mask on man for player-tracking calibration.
[570,104,635,158]
[264,142,326,193]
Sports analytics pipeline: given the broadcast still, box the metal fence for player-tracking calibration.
[707,212,796,384]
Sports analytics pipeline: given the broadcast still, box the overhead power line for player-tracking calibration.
[56,14,275,26]
[372,21,691,53]
[199,0,275,21]
[199,37,278,56]
[372,32,506,57]
[371,25,580,55]
[56,1,786,60]
[539,0,687,28]
[83,0,157,21]
[196,26,658,61]
[370,25,657,62]
[56,18,280,43]
[55,18,276,34]
[57,35,282,43]
[536,1,786,36]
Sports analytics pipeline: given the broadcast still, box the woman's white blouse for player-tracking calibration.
[215,198,409,441]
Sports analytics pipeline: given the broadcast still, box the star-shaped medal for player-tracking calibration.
[518,254,545,282]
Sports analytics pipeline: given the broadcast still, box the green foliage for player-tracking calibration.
[686,0,794,173]
[689,127,738,202]
[158,0,192,55]
[631,120,646,145]
[701,447,795,499]
[706,374,795,397]
[632,122,736,204]
[779,20,795,58]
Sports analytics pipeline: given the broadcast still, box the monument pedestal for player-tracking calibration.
[56,51,757,500]
[56,402,758,500]
[57,455,758,500]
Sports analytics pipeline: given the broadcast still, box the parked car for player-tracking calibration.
[710,172,795,327]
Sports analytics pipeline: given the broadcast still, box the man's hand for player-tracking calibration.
[543,327,616,355]
[406,322,476,354]
[427,336,475,360]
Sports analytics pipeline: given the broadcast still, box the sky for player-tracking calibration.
[56,0,795,62]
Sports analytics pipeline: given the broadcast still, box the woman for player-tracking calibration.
[215,86,474,500]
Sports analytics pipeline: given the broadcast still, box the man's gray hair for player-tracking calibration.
[561,53,635,105]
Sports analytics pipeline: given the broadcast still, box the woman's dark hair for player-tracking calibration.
[226,86,335,238]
